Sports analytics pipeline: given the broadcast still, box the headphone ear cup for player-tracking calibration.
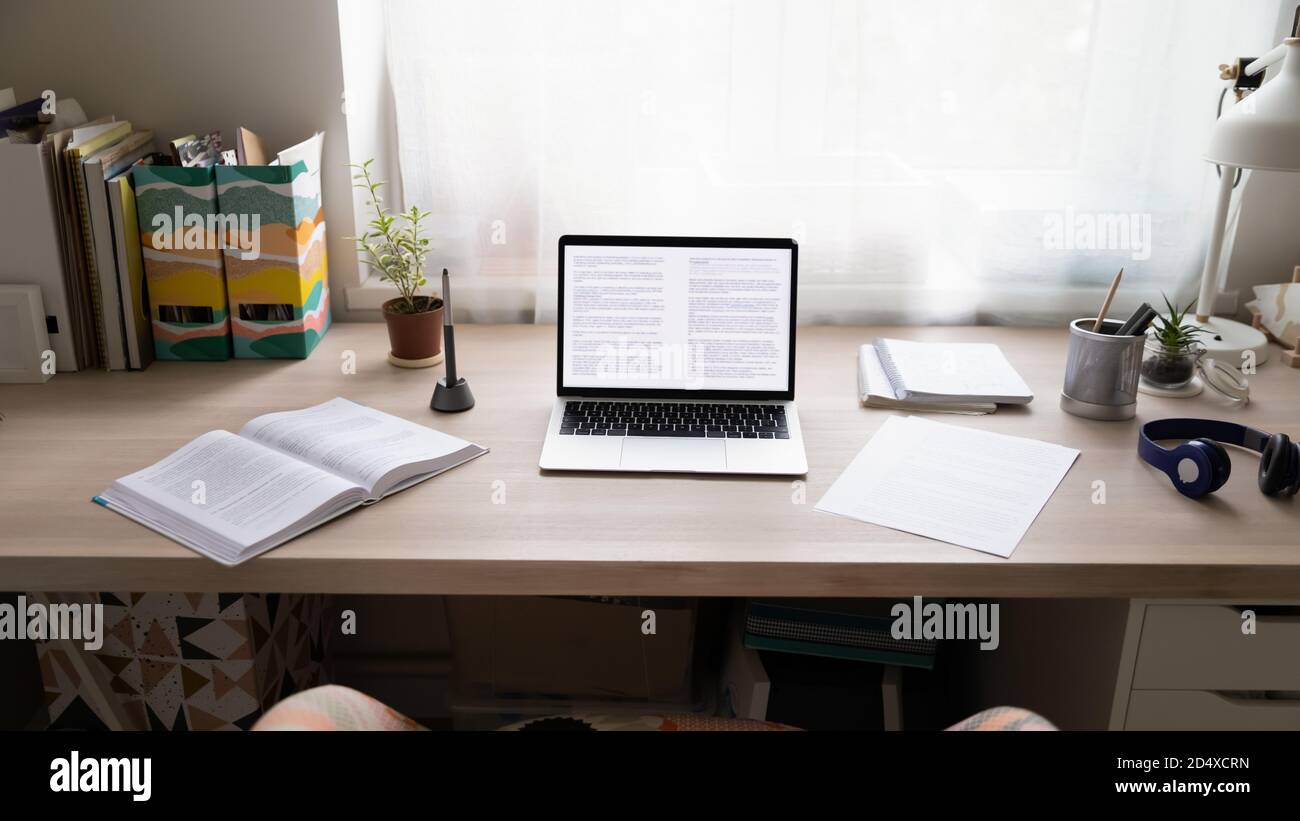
[1167,442,1217,499]
[1190,438,1231,493]
[1260,434,1298,496]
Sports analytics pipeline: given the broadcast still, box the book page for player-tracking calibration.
[111,430,360,549]
[239,398,479,494]
[815,416,1078,557]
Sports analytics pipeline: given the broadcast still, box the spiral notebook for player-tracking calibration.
[858,344,996,415]
[870,338,1033,406]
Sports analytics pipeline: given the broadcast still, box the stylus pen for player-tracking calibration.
[442,268,457,384]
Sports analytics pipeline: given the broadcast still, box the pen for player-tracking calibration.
[442,268,457,385]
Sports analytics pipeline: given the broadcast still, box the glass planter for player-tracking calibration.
[1140,337,1204,389]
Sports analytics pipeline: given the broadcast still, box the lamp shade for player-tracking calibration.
[1205,38,1300,172]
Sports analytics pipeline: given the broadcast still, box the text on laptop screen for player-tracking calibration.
[563,244,792,392]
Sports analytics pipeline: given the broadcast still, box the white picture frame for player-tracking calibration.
[0,284,54,383]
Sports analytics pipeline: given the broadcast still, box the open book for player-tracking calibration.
[94,398,488,566]
[871,338,1033,406]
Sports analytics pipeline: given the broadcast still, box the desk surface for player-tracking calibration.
[2,324,1297,597]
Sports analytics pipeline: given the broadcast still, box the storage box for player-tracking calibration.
[133,165,232,360]
[446,596,696,703]
[34,592,328,731]
[215,162,330,358]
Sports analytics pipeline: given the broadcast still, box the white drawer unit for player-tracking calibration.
[1111,601,1300,730]
[1126,691,1300,731]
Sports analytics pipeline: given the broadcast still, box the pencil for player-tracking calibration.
[1093,268,1124,333]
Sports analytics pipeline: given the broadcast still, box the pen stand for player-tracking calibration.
[429,269,474,412]
[1060,317,1144,420]
[431,376,475,412]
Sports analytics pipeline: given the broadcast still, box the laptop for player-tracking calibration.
[539,235,807,475]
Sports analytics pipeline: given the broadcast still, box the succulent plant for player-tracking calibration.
[1149,294,1204,352]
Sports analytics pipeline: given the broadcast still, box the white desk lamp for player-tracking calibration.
[1196,37,1300,365]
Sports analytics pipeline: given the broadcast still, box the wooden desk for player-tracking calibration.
[1,324,1296,597]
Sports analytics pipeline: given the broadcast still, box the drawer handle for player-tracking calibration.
[1227,605,1300,621]
[1214,690,1300,705]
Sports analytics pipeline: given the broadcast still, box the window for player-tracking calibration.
[383,0,1289,322]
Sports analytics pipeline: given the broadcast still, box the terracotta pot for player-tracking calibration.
[382,296,444,362]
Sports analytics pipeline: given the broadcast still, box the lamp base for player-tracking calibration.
[1187,315,1270,368]
[431,377,475,413]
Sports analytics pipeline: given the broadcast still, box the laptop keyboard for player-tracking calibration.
[559,401,789,439]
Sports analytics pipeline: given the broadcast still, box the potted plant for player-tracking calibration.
[348,159,444,368]
[1141,294,1205,389]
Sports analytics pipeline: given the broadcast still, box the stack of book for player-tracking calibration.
[0,87,328,371]
[0,91,159,371]
[857,338,1034,415]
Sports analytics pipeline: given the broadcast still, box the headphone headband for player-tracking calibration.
[1141,418,1270,454]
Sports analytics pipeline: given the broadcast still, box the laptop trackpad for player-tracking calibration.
[619,438,727,472]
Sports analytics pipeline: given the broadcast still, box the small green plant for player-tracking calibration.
[348,159,435,314]
[1149,294,1204,352]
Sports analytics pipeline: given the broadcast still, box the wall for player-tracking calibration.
[0,0,362,319]
[0,0,454,720]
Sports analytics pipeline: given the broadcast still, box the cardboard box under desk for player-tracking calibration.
[446,596,696,703]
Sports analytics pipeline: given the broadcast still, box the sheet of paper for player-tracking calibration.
[815,416,1079,557]
[276,130,323,173]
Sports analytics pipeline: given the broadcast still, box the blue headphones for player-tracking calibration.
[1139,418,1300,499]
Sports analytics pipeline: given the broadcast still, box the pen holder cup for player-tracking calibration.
[1060,318,1144,420]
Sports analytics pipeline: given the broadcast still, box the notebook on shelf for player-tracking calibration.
[869,338,1033,406]
[82,129,154,370]
[94,398,489,566]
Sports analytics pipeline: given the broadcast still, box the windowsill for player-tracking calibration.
[346,273,1188,325]
[345,275,537,322]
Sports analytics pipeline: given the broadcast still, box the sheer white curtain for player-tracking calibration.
[384,0,1287,323]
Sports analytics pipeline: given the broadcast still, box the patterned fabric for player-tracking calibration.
[251,685,1055,732]
[501,713,800,732]
[946,706,1057,731]
[35,592,328,731]
[253,685,426,731]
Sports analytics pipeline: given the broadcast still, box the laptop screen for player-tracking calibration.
[559,237,796,398]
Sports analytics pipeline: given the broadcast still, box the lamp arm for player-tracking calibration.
[1196,162,1239,323]
[1245,43,1288,77]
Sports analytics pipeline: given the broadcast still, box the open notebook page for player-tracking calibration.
[239,397,484,498]
[815,416,1078,557]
